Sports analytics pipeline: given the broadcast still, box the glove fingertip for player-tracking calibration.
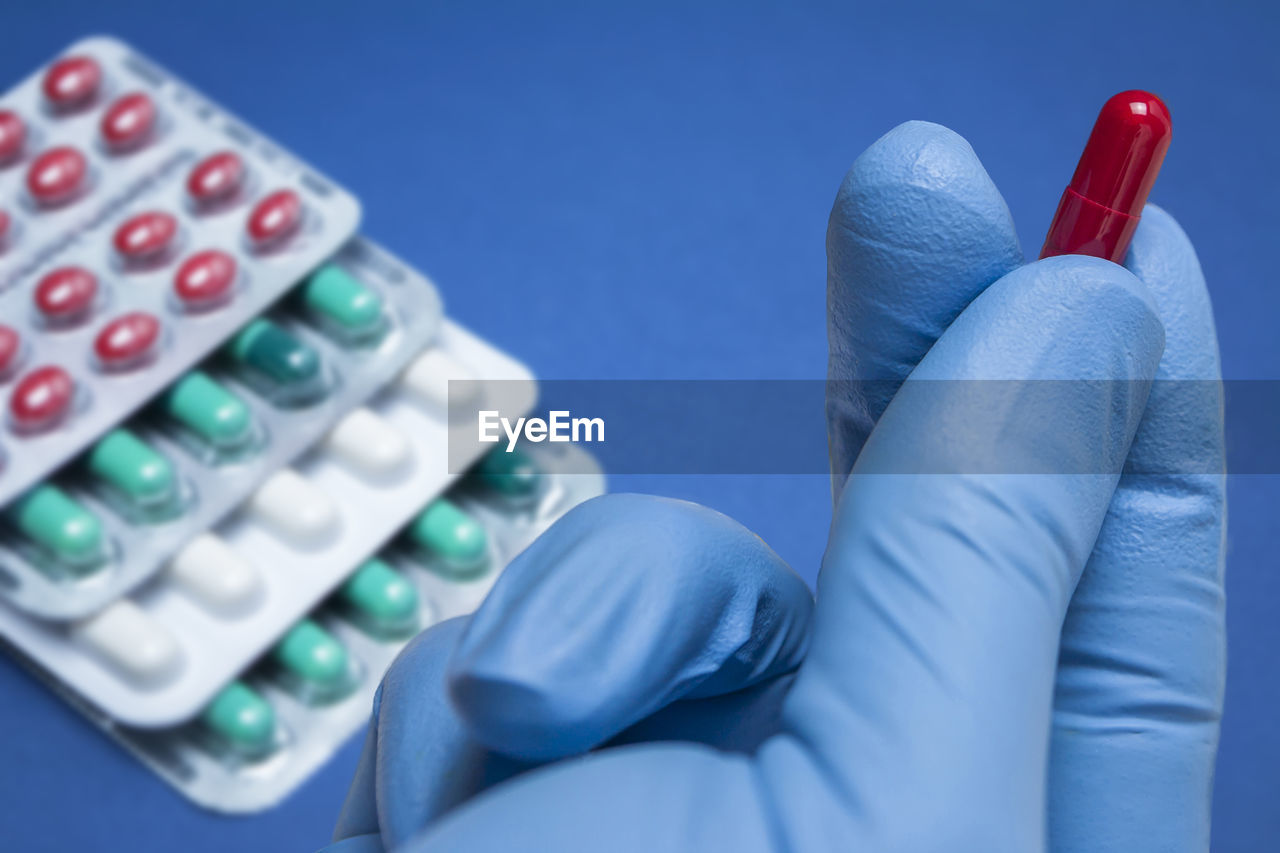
[827,120,1022,269]
[826,120,1023,490]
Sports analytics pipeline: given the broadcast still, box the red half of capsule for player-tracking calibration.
[1040,90,1171,264]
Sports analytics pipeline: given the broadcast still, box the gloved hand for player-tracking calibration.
[323,121,1226,852]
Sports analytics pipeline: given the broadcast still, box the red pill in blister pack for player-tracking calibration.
[9,365,75,432]
[94,312,161,370]
[247,190,302,247]
[173,249,238,309]
[0,326,21,378]
[114,211,178,262]
[42,55,101,108]
[188,151,245,206]
[33,267,98,325]
[101,92,156,151]
[0,110,25,163]
[27,146,88,205]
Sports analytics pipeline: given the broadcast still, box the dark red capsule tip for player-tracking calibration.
[1041,90,1172,264]
[1068,90,1171,217]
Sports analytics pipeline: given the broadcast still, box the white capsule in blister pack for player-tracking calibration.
[248,470,341,549]
[70,600,182,686]
[168,534,262,616]
[322,408,411,482]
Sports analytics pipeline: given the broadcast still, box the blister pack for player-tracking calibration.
[0,35,605,818]
[59,442,601,813]
[0,236,442,619]
[0,317,538,726]
[0,36,362,508]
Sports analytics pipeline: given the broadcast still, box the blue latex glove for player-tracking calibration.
[324,122,1226,852]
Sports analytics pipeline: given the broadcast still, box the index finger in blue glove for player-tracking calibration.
[448,492,813,761]
[826,120,1023,493]
[1049,206,1227,852]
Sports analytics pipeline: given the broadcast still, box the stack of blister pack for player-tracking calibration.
[0,37,604,812]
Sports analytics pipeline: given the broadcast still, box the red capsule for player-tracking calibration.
[246,189,302,246]
[187,151,245,205]
[114,211,178,261]
[43,56,101,108]
[0,326,21,377]
[0,110,25,162]
[174,249,237,308]
[34,267,98,323]
[0,210,9,244]
[9,365,75,431]
[27,146,88,205]
[101,92,156,150]
[1041,91,1172,263]
[94,312,160,368]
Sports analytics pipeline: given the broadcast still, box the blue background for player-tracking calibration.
[1,1,1275,850]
